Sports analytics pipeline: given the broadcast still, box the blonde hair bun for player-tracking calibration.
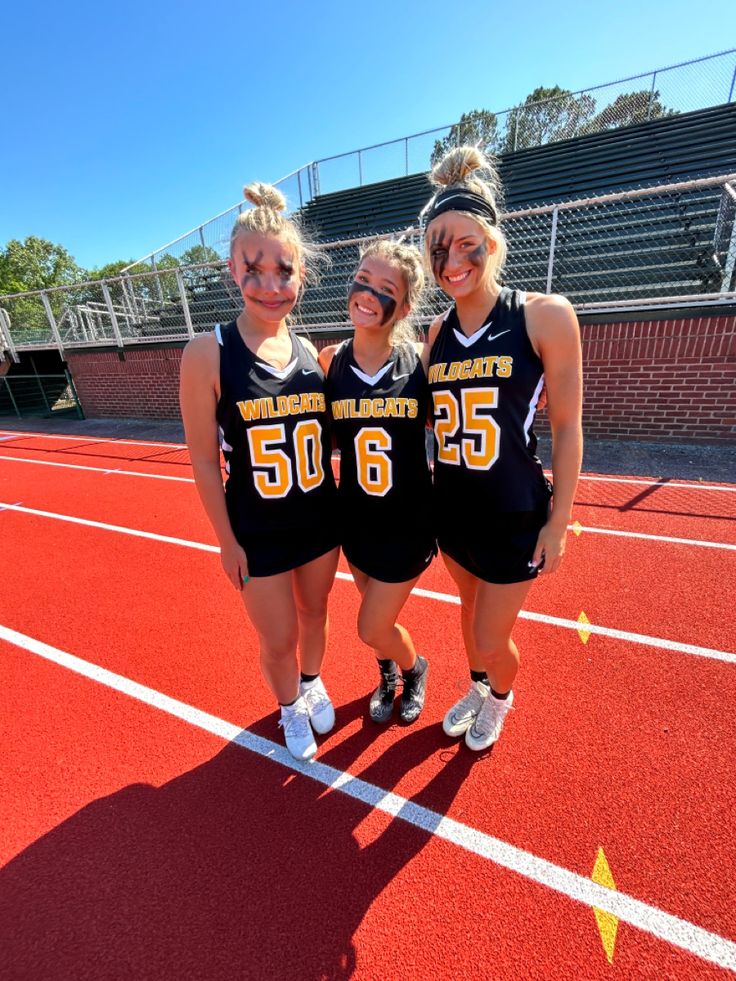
[430,146,491,188]
[243,182,287,212]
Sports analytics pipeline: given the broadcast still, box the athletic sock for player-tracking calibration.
[402,656,425,680]
[300,672,319,685]
[377,659,395,675]
[471,669,490,686]
[279,695,299,708]
[491,688,510,701]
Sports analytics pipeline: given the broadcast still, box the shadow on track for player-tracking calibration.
[0,698,477,980]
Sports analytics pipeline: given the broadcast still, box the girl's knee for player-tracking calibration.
[357,613,394,651]
[473,632,514,662]
[260,629,299,663]
[296,600,328,628]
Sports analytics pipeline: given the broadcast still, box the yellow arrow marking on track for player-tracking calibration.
[592,847,619,963]
[577,611,591,644]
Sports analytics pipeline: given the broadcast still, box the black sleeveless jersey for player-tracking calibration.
[326,340,432,534]
[215,321,337,539]
[428,287,548,513]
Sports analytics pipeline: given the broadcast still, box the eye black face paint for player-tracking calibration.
[278,260,295,283]
[429,226,453,281]
[348,280,396,325]
[241,250,264,291]
[467,240,487,268]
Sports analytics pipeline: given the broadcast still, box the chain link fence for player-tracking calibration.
[117,49,736,270]
[121,169,314,274]
[2,174,735,360]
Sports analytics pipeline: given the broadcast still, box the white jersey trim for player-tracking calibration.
[255,357,299,380]
[452,322,489,348]
[524,374,546,446]
[214,323,223,346]
[349,362,393,386]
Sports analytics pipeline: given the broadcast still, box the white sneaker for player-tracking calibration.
[299,676,335,735]
[465,690,514,751]
[279,696,317,760]
[442,680,490,738]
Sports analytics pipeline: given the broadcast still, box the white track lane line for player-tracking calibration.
[1,501,734,665]
[571,524,736,552]
[1,456,734,550]
[1,622,734,972]
[0,431,733,493]
[574,475,736,493]
[0,454,195,483]
[0,430,185,450]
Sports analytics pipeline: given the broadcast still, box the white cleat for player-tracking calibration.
[442,680,490,738]
[299,676,336,735]
[465,690,514,752]
[279,696,317,760]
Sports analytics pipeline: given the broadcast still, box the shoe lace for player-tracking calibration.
[302,684,329,713]
[279,703,311,738]
[474,697,513,737]
[380,671,400,694]
[454,684,485,717]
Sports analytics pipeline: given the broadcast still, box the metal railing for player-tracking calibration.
[2,174,735,360]
[119,49,736,272]
[311,48,736,195]
[121,167,314,274]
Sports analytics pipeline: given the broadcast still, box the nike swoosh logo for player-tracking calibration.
[487,329,510,343]
[392,371,410,382]
[301,369,319,376]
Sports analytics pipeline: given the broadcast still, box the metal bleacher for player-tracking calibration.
[295,103,736,323]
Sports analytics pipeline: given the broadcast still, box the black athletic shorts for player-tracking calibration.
[343,528,437,584]
[239,525,340,578]
[437,499,551,585]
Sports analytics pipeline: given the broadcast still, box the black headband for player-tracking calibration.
[424,188,497,226]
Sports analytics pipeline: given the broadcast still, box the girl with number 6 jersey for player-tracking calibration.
[180,183,340,762]
[320,241,435,726]
[424,147,583,752]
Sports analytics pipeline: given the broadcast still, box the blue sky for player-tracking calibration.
[2,0,734,271]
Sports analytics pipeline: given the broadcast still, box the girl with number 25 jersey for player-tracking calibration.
[424,147,583,752]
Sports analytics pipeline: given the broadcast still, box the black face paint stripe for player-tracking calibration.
[348,280,397,325]
[467,240,488,268]
[429,227,453,281]
[241,249,264,290]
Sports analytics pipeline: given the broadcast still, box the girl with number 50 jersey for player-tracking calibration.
[180,183,340,762]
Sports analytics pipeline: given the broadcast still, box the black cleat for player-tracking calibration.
[399,656,429,724]
[369,662,399,723]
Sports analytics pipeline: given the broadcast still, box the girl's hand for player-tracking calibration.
[530,522,567,576]
[220,539,250,590]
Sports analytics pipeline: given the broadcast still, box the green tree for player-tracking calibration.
[431,110,500,165]
[0,236,83,295]
[88,258,137,281]
[503,86,597,152]
[180,245,220,266]
[0,236,85,337]
[587,90,676,131]
[178,245,222,295]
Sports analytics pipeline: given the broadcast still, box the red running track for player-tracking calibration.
[1,431,735,978]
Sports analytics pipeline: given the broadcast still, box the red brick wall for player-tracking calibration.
[536,313,735,443]
[66,314,736,442]
[66,347,183,420]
